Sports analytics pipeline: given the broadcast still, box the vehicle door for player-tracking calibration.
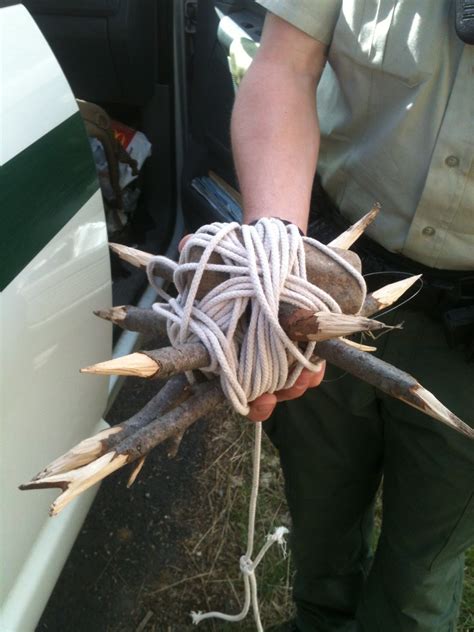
[0,4,112,630]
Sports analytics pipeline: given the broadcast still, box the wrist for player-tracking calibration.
[246,216,305,236]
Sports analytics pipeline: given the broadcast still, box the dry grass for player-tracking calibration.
[143,412,293,631]
[145,411,473,631]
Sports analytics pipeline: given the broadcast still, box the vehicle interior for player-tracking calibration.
[22,0,264,308]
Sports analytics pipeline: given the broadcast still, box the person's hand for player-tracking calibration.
[247,362,326,422]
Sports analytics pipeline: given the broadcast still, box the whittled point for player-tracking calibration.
[81,353,159,378]
[361,274,422,316]
[127,456,146,488]
[20,452,129,516]
[287,310,399,342]
[32,426,123,479]
[109,243,154,269]
[328,204,380,250]
[407,385,474,439]
[93,306,128,323]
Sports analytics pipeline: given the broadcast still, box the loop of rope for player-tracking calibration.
[147,219,364,630]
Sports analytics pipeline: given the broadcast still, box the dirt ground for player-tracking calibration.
[37,337,291,632]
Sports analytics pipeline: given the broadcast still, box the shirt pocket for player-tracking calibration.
[333,0,449,87]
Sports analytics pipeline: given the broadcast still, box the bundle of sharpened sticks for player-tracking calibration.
[20,208,474,515]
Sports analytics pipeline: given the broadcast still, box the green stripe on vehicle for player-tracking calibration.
[0,112,99,291]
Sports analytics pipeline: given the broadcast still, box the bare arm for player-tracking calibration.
[231,14,328,420]
[231,13,328,234]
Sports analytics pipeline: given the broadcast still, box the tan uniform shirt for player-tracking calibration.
[257,0,474,269]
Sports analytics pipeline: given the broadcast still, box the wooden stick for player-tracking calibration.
[82,343,210,379]
[94,306,168,337]
[93,275,421,346]
[360,275,422,316]
[79,333,472,437]
[31,374,190,480]
[20,380,225,515]
[327,204,380,250]
[84,326,472,439]
[277,308,398,342]
[109,243,154,269]
[316,338,474,439]
[83,311,394,378]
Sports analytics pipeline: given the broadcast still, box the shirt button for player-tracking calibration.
[422,226,436,236]
[445,155,459,167]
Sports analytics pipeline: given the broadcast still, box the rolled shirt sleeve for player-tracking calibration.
[257,0,342,45]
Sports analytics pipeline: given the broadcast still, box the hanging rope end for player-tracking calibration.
[191,611,204,625]
[268,525,290,558]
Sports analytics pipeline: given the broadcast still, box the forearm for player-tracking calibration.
[231,27,324,234]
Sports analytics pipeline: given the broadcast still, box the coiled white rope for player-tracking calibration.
[149,219,365,415]
[146,218,365,630]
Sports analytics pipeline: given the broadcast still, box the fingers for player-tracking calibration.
[246,362,326,422]
[275,362,326,402]
[247,393,278,422]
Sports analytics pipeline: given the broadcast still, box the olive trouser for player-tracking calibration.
[265,307,474,632]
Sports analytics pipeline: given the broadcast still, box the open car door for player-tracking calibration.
[182,0,264,231]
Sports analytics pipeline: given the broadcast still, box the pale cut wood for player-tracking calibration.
[33,374,190,479]
[339,338,377,352]
[20,380,225,515]
[317,338,474,439]
[328,204,380,250]
[109,243,154,269]
[360,274,422,316]
[21,452,129,516]
[127,456,146,488]
[279,308,397,342]
[81,353,159,377]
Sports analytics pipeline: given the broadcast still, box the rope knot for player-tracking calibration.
[239,554,254,576]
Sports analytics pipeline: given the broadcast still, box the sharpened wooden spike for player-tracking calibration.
[26,374,190,487]
[20,452,129,516]
[94,306,127,323]
[361,274,422,316]
[127,456,146,488]
[284,310,399,342]
[310,311,398,341]
[94,305,169,337]
[328,204,380,250]
[81,353,159,378]
[33,426,122,479]
[317,338,474,439]
[403,385,474,439]
[20,380,225,515]
[109,243,154,269]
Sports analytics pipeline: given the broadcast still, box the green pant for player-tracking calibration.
[266,308,474,632]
